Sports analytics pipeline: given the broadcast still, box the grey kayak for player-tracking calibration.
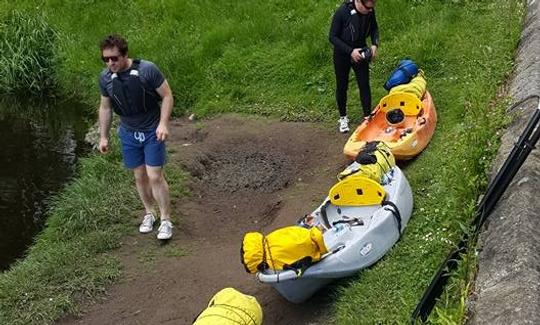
[256,165,413,303]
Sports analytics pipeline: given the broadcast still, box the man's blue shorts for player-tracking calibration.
[118,126,166,169]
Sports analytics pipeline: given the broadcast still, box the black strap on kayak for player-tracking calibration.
[411,95,540,323]
[284,256,313,277]
[320,200,332,229]
[382,200,402,235]
[333,218,364,227]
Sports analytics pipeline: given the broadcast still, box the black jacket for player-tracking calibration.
[329,0,379,56]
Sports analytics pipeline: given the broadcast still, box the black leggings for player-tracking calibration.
[333,53,372,117]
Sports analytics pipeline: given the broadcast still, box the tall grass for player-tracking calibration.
[0,153,130,324]
[0,147,186,324]
[0,11,58,95]
[3,0,335,117]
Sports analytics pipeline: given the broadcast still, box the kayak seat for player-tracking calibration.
[329,175,385,206]
[379,92,423,117]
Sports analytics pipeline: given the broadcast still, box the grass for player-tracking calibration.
[429,248,478,325]
[2,1,338,117]
[0,0,525,324]
[137,244,188,267]
[0,144,186,324]
[0,153,132,324]
[0,11,58,95]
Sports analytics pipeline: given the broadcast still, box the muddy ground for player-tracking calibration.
[60,114,352,325]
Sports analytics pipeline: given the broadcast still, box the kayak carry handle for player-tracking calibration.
[256,269,299,283]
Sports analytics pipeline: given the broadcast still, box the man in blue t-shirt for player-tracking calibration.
[98,34,174,240]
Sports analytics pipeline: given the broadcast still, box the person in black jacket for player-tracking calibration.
[329,0,379,133]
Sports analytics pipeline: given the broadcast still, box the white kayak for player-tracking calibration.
[256,165,413,303]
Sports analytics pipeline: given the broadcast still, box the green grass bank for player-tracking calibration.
[0,0,524,324]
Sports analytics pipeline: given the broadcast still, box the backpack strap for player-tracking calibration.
[131,58,141,69]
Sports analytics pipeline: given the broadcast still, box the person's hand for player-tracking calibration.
[370,45,378,61]
[351,48,363,63]
[99,137,109,153]
[156,122,169,142]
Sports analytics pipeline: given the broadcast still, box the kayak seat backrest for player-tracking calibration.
[379,92,423,117]
[329,175,385,206]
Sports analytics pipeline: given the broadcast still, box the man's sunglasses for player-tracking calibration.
[360,0,375,10]
[101,55,120,63]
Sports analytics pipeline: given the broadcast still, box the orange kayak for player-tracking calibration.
[343,91,437,160]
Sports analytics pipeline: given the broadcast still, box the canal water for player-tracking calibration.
[0,98,89,271]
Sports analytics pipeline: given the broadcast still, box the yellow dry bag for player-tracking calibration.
[389,70,427,99]
[193,288,263,325]
[338,141,395,183]
[241,226,328,274]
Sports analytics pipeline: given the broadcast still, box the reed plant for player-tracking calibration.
[0,10,58,95]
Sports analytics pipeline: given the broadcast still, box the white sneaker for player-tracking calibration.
[157,220,173,240]
[339,116,349,133]
[139,213,156,234]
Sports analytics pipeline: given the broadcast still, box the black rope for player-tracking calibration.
[340,166,362,180]
[256,236,270,273]
[263,236,275,272]
[379,145,394,169]
[411,95,540,323]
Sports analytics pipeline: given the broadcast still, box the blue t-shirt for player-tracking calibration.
[99,59,165,131]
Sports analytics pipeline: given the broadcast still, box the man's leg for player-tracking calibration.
[353,61,372,117]
[147,166,173,240]
[143,129,172,239]
[333,53,352,117]
[133,165,155,214]
[118,127,157,234]
[146,166,171,221]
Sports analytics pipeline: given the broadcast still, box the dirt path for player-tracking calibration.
[60,114,350,325]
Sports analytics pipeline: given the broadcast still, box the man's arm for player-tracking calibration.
[329,7,354,56]
[155,80,174,142]
[370,11,380,60]
[99,95,113,153]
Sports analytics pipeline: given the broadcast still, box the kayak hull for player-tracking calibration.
[344,91,437,160]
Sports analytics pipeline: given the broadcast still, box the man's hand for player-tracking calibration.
[155,80,173,142]
[156,122,169,142]
[99,137,109,153]
[351,48,363,63]
[370,45,378,61]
